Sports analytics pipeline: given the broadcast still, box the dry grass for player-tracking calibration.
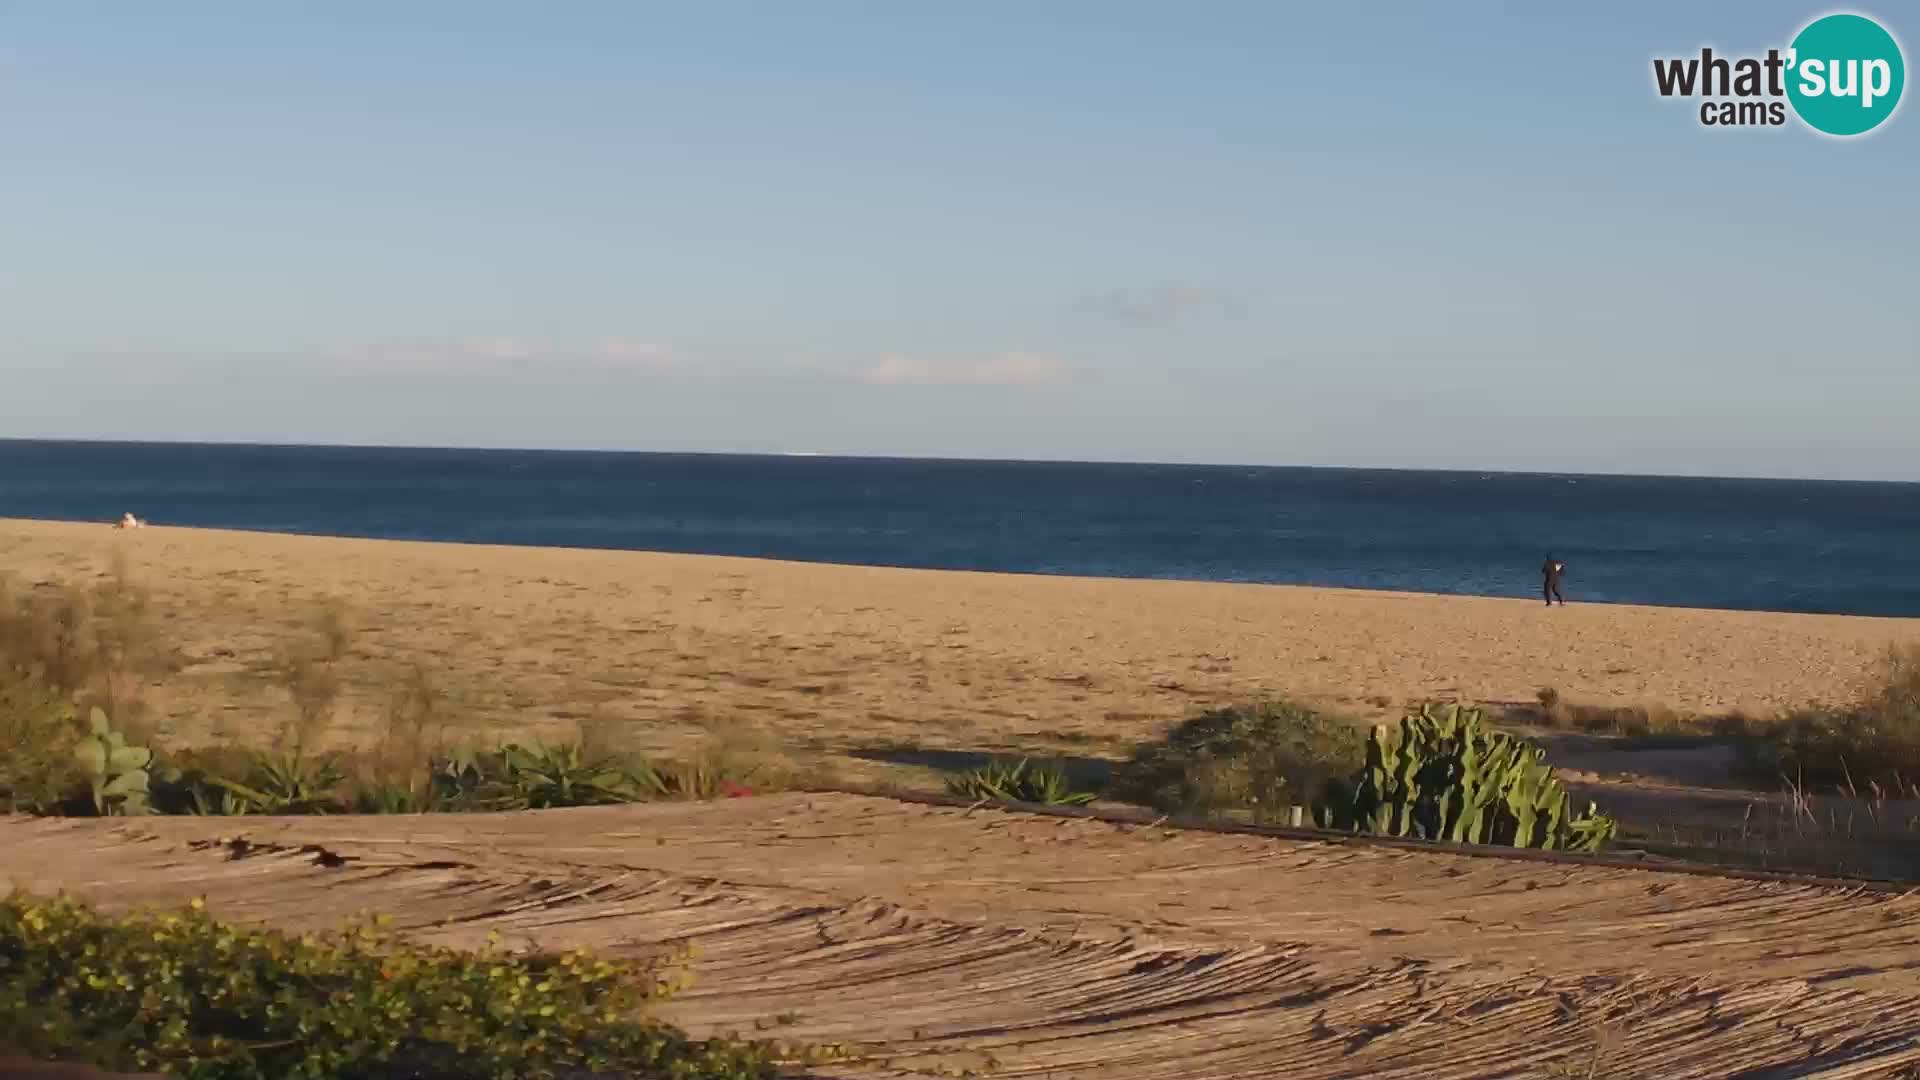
[1738,645,1920,791]
[655,720,825,799]
[0,678,83,815]
[0,567,812,817]
[1527,687,1695,738]
[0,565,173,744]
[1515,687,1774,753]
[0,568,177,813]
[1630,776,1920,880]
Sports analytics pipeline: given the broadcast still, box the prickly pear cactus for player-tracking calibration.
[72,707,153,816]
[1348,703,1615,852]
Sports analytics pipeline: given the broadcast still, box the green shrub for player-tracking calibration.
[1741,646,1920,790]
[946,757,1095,806]
[144,741,682,818]
[0,893,781,1080]
[1112,701,1364,821]
[149,746,267,816]
[495,742,664,808]
[46,735,777,819]
[200,749,349,815]
[1340,703,1615,851]
[0,675,85,815]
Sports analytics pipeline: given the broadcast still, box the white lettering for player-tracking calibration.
[1830,58,1859,99]
[1863,58,1892,107]
[1800,57,1827,96]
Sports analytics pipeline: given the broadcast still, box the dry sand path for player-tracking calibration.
[8,795,1920,1079]
[4,519,1916,781]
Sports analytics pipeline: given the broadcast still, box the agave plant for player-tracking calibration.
[351,781,424,815]
[946,757,1096,806]
[205,750,347,815]
[497,742,663,808]
[191,783,253,817]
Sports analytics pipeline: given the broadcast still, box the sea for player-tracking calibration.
[3,440,1918,618]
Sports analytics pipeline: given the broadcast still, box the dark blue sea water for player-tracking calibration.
[3,440,1918,617]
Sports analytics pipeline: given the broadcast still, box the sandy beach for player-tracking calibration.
[3,517,1915,779]
[11,517,1920,1077]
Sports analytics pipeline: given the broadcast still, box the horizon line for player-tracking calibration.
[0,435,1912,487]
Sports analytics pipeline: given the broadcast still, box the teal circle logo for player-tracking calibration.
[1787,13,1905,136]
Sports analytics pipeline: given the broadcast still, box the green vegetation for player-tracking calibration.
[0,893,783,1080]
[1112,701,1364,822]
[945,757,1095,806]
[1739,645,1920,790]
[0,679,86,815]
[1340,703,1616,851]
[9,563,1918,878]
[1,569,171,815]
[72,707,154,816]
[0,576,772,820]
[1108,700,1615,850]
[134,736,766,819]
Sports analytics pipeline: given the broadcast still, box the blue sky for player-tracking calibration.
[2,2,1915,479]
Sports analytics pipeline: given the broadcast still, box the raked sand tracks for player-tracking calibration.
[8,793,1920,1079]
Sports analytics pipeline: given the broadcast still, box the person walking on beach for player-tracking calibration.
[1542,555,1566,606]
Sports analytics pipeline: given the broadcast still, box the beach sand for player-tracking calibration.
[12,798,1920,1078]
[4,517,1915,781]
[13,518,1920,1077]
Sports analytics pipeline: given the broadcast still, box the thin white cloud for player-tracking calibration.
[461,336,537,361]
[5,338,1064,388]
[328,337,685,375]
[591,338,678,369]
[1079,285,1239,326]
[854,351,1068,386]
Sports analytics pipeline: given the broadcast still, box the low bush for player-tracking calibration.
[0,893,782,1080]
[946,757,1095,806]
[0,679,84,815]
[1112,701,1364,822]
[1740,645,1920,790]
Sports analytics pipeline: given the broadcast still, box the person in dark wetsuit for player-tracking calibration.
[1542,555,1566,606]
